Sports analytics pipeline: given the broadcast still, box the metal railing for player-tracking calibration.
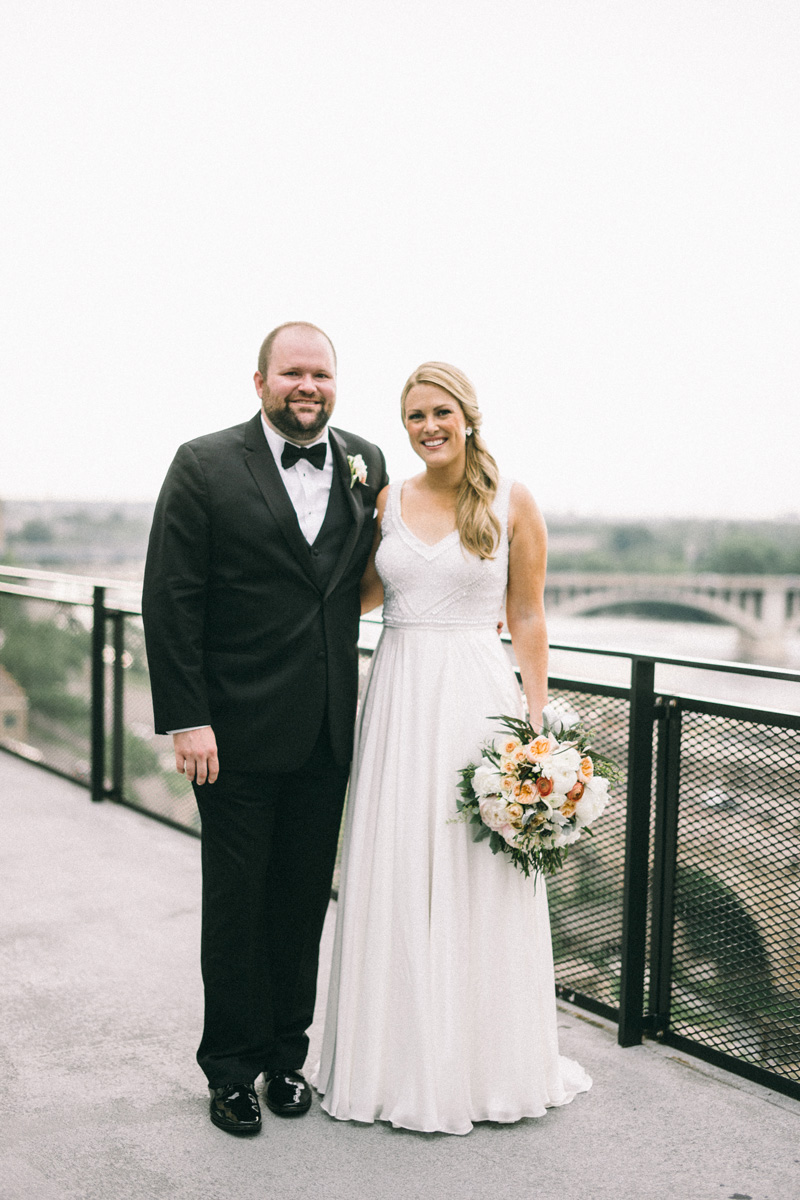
[2,564,800,1100]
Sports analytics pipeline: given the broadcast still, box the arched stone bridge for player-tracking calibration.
[544,573,800,664]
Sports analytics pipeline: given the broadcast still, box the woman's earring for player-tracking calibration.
[465,427,473,436]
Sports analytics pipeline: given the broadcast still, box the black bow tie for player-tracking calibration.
[281,441,327,471]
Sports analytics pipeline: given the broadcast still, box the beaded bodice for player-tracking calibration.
[376,478,513,629]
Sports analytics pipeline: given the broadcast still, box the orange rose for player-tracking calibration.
[526,736,553,763]
[500,774,516,794]
[579,756,594,781]
[567,780,585,802]
[500,736,521,756]
[516,779,535,801]
[561,799,577,818]
[536,776,554,798]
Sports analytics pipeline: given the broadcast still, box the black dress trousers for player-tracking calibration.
[193,719,349,1086]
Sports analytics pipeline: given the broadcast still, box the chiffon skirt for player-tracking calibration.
[313,625,591,1135]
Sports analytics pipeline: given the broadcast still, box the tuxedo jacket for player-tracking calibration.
[142,412,388,772]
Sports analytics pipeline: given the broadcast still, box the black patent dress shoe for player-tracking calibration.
[209,1083,262,1135]
[264,1069,312,1116]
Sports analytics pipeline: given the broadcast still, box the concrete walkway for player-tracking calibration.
[1,751,799,1200]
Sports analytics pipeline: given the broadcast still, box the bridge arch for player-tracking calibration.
[545,586,764,639]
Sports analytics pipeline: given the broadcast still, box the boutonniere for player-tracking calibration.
[347,453,368,489]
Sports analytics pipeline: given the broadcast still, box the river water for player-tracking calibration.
[547,615,800,715]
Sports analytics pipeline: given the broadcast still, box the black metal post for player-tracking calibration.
[618,656,656,1046]
[111,611,125,802]
[90,586,106,802]
[647,697,682,1037]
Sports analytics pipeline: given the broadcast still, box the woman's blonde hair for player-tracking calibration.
[400,362,501,560]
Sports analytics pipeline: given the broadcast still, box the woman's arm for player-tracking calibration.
[360,485,389,614]
[505,482,549,728]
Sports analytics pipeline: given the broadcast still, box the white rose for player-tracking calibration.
[541,704,562,735]
[574,780,609,827]
[554,825,583,848]
[542,704,580,737]
[542,764,578,796]
[479,795,512,832]
[472,762,503,798]
[552,745,582,772]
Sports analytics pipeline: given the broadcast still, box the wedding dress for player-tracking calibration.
[313,478,591,1134]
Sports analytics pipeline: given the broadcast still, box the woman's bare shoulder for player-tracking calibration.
[375,484,390,522]
[508,481,546,540]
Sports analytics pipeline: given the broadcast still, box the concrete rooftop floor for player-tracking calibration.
[1,751,799,1200]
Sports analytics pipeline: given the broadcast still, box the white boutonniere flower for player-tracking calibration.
[347,453,368,489]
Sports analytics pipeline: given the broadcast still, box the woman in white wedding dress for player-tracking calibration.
[313,362,591,1135]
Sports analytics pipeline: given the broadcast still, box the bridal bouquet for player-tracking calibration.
[456,706,619,878]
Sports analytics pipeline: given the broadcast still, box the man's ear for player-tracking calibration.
[254,371,265,398]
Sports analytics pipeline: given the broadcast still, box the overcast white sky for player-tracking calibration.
[1,0,798,517]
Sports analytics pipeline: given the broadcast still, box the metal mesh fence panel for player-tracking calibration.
[0,593,92,784]
[546,683,630,1014]
[120,615,199,831]
[669,703,800,1086]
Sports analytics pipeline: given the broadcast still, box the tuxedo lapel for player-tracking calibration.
[242,414,319,587]
[325,429,366,599]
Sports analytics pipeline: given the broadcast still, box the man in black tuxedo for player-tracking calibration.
[142,322,387,1135]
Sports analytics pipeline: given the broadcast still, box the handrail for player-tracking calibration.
[545,641,800,683]
[0,562,143,591]
[0,565,141,608]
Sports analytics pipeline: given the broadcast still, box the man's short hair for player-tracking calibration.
[257,322,337,377]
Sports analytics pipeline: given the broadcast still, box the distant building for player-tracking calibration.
[0,665,28,742]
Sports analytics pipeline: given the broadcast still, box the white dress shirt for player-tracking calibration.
[169,414,335,734]
[260,414,334,544]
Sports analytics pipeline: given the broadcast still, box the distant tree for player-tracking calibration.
[700,535,785,574]
[674,864,773,1014]
[17,520,54,543]
[105,728,160,780]
[0,597,87,718]
[608,525,655,554]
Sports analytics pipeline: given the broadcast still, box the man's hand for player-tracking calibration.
[173,728,219,785]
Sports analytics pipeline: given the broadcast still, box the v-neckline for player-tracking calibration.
[396,482,459,553]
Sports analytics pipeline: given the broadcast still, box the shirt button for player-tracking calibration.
[312,549,320,557]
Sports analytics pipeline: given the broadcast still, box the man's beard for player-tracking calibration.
[263,397,331,442]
